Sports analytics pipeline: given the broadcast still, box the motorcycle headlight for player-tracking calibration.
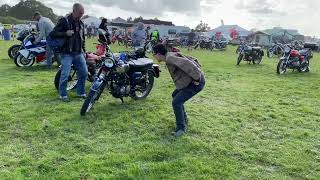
[104,58,114,68]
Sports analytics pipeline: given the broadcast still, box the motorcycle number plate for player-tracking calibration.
[19,49,30,58]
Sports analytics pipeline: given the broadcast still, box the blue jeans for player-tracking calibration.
[45,44,54,68]
[59,53,88,97]
[172,75,205,131]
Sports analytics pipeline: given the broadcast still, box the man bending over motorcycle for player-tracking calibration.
[152,44,205,137]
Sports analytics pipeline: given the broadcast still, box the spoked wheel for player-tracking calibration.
[277,59,287,74]
[298,60,310,73]
[253,55,262,64]
[131,71,155,100]
[237,54,243,65]
[54,68,78,91]
[80,80,107,116]
[8,45,21,59]
[14,53,35,67]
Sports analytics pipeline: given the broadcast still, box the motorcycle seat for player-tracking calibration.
[128,58,153,70]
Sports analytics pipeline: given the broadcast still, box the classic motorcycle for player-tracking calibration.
[8,29,31,59]
[277,45,313,74]
[194,39,214,51]
[213,39,227,50]
[237,44,264,65]
[80,31,160,116]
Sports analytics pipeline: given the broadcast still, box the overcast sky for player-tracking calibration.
[1,0,319,37]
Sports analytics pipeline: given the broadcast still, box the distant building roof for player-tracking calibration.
[141,19,174,26]
[208,25,251,37]
[82,16,101,28]
[112,17,126,23]
[264,27,303,36]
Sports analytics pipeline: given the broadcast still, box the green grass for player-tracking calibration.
[0,39,319,179]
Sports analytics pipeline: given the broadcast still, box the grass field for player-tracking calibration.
[0,39,319,179]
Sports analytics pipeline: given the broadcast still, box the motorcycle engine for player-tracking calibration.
[110,73,131,98]
[290,57,301,67]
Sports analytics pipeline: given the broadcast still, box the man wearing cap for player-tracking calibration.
[33,12,56,68]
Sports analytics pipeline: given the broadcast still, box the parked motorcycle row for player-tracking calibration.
[7,28,316,115]
[235,40,313,75]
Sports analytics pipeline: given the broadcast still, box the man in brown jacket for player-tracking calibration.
[153,44,205,137]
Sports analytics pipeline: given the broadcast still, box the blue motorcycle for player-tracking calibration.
[14,32,47,67]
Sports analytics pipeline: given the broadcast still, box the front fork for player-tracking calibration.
[91,70,109,92]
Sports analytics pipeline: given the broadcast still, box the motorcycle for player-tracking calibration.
[194,39,214,51]
[237,44,264,65]
[8,29,31,59]
[213,39,227,50]
[267,42,285,58]
[54,41,107,91]
[277,45,313,74]
[80,31,160,116]
[13,32,49,67]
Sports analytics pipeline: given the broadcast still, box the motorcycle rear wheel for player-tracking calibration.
[253,55,262,64]
[131,71,155,100]
[8,45,21,59]
[298,60,310,73]
[54,68,78,91]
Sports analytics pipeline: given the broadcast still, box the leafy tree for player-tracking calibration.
[195,21,210,32]
[7,0,58,22]
[133,16,143,23]
[126,17,133,22]
[0,4,11,17]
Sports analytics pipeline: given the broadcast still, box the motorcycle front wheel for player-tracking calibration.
[237,54,243,65]
[14,53,35,67]
[131,71,155,100]
[277,59,287,74]
[80,80,107,116]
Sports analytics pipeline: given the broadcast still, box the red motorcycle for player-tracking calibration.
[277,45,313,74]
[54,42,107,91]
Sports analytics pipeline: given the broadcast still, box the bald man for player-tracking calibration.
[50,3,88,102]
